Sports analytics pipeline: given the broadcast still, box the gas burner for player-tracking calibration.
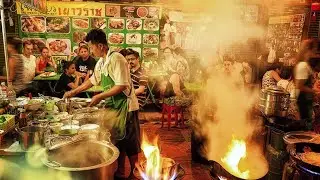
[209,161,266,180]
[133,158,185,180]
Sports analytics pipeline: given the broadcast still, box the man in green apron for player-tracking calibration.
[64,29,140,179]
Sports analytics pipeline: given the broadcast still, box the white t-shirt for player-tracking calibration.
[295,62,312,80]
[90,50,139,112]
[21,54,36,84]
[294,61,313,97]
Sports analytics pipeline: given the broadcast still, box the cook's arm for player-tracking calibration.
[94,85,127,100]
[135,85,146,95]
[270,70,281,82]
[84,73,90,81]
[64,79,93,98]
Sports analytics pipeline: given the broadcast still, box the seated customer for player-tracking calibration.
[160,47,188,97]
[75,45,96,83]
[21,40,36,85]
[35,47,57,74]
[69,41,87,61]
[54,60,81,97]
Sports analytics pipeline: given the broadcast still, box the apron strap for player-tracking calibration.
[107,51,133,98]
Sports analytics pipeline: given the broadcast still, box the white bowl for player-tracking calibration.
[64,120,79,126]
[80,124,100,130]
[61,125,80,131]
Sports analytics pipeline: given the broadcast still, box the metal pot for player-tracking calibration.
[16,126,46,150]
[288,142,320,173]
[56,100,72,112]
[259,87,290,117]
[40,140,119,180]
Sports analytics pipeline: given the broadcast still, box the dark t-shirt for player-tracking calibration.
[75,56,96,78]
[55,73,75,93]
[131,67,148,107]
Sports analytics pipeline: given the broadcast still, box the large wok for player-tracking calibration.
[289,142,320,173]
[38,139,119,180]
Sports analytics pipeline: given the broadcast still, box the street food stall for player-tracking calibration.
[1,0,320,180]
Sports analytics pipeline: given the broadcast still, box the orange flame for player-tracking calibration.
[221,137,249,179]
[138,132,177,180]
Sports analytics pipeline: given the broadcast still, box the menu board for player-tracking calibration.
[266,14,305,61]
[19,0,47,13]
[106,5,161,19]
[16,1,161,61]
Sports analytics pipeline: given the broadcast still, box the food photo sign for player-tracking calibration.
[18,0,47,13]
[16,1,161,61]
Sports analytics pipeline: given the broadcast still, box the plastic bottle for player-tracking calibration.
[18,108,27,128]
[7,82,16,103]
[0,82,7,98]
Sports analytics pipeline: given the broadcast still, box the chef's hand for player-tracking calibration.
[89,95,102,107]
[63,90,76,99]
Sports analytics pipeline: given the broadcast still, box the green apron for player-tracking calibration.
[101,65,129,140]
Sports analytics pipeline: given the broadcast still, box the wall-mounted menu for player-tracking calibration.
[266,14,305,63]
[16,1,161,61]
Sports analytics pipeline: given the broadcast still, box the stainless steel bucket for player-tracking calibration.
[16,126,46,150]
[259,88,290,117]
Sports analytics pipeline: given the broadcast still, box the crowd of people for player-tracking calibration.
[261,39,320,131]
[5,29,320,177]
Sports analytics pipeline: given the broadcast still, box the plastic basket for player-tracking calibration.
[0,114,15,133]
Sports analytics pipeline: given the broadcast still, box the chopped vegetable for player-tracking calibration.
[0,116,6,123]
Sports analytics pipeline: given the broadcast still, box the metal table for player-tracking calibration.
[33,74,61,96]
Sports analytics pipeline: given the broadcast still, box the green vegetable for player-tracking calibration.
[0,116,6,123]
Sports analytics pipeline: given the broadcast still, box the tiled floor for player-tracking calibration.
[124,111,212,180]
